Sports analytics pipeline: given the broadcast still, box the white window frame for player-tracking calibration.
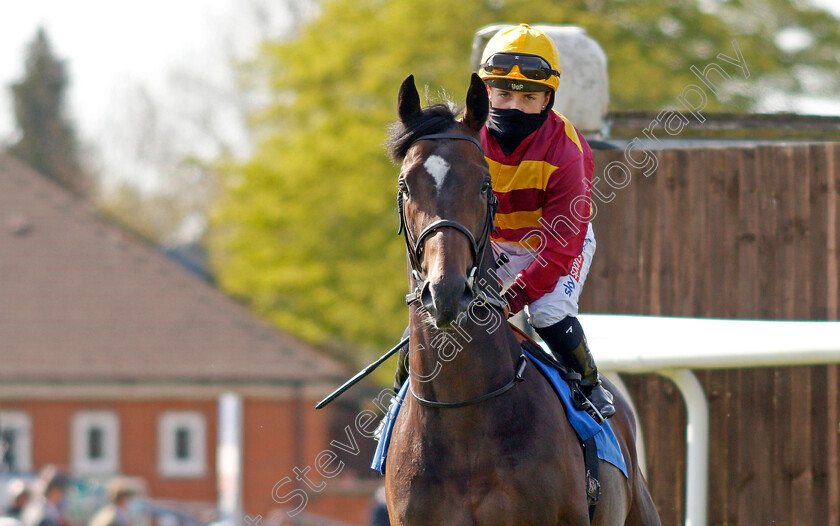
[158,411,206,478]
[72,411,120,475]
[0,411,32,472]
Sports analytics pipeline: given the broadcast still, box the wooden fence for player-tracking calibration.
[581,142,840,525]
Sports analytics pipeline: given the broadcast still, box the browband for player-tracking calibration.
[411,132,484,154]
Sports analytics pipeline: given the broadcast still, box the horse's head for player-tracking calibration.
[389,74,493,329]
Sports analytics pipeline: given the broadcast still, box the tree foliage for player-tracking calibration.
[209,0,840,365]
[9,28,88,197]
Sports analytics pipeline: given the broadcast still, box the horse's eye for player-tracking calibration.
[398,180,409,195]
[481,180,492,194]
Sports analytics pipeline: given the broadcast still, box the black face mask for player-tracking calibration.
[487,107,550,155]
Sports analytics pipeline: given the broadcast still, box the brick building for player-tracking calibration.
[0,154,377,525]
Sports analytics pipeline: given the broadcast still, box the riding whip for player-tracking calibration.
[315,337,409,409]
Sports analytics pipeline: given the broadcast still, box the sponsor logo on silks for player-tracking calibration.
[563,277,577,297]
[569,253,585,281]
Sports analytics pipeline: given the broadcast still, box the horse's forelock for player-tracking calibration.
[386,103,461,163]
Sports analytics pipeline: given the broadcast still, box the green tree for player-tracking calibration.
[9,28,88,197]
[209,0,840,367]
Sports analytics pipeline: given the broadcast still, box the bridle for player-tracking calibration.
[397,131,526,409]
[397,133,500,308]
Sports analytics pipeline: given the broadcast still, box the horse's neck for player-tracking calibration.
[407,301,520,405]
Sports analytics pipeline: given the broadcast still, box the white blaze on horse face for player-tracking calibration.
[423,155,450,192]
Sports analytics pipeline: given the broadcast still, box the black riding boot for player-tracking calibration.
[535,317,615,422]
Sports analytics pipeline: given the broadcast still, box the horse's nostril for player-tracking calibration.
[420,280,436,315]
[420,277,473,327]
[461,281,474,303]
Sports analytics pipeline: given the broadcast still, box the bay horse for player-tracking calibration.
[383,73,661,526]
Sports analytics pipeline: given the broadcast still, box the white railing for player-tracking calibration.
[568,314,840,526]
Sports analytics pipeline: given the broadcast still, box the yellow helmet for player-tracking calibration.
[479,24,561,92]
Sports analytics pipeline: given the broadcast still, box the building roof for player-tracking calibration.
[0,153,346,388]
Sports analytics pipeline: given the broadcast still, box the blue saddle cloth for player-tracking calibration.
[371,347,628,478]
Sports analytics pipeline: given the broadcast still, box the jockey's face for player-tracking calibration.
[488,87,550,114]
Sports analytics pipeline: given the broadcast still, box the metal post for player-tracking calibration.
[218,392,243,524]
[658,369,709,526]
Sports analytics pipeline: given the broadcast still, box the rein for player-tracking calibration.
[410,354,528,409]
[398,131,523,409]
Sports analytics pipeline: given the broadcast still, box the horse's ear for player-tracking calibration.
[463,73,489,132]
[398,75,422,123]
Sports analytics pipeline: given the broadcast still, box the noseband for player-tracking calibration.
[397,133,500,307]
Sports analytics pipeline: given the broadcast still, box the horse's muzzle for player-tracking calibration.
[420,275,474,329]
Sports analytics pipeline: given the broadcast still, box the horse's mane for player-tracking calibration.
[386,103,461,162]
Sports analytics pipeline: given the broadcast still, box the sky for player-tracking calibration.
[0,0,238,142]
[1,0,839,191]
[0,0,296,194]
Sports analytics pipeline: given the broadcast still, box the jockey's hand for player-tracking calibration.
[503,288,526,317]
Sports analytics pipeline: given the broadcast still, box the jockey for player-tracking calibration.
[478,24,615,420]
[387,24,614,424]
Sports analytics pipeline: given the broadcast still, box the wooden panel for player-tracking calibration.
[658,150,679,316]
[789,365,814,524]
[635,157,657,315]
[586,150,623,313]
[622,159,641,314]
[792,145,812,319]
[756,145,779,320]
[587,143,837,322]
[704,148,724,319]
[646,153,663,316]
[687,148,708,317]
[809,144,830,319]
[701,369,734,525]
[773,366,793,523]
[622,373,685,526]
[734,368,756,522]
[589,143,840,525]
[828,363,840,526]
[774,146,795,319]
[720,147,741,319]
[829,143,839,320]
[737,146,760,318]
[811,365,831,521]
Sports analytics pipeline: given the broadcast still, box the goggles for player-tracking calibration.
[479,52,560,81]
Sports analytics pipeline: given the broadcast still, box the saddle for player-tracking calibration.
[508,322,567,368]
[507,322,603,516]
[507,323,605,420]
